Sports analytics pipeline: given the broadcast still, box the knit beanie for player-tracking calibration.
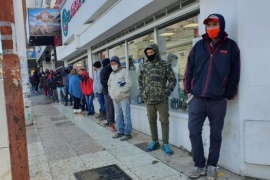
[93,61,101,68]
[110,56,120,64]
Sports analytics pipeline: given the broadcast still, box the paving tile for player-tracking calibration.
[84,158,126,170]
[99,138,131,150]
[30,172,53,180]
[79,151,116,164]
[162,156,193,175]
[107,145,144,159]
[155,173,188,180]
[29,160,50,177]
[48,156,86,174]
[28,154,48,166]
[131,162,179,180]
[44,143,77,162]
[118,152,158,168]
[27,142,45,157]
[51,171,77,180]
[27,133,41,144]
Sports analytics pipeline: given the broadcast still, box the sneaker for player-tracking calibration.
[95,113,102,118]
[146,141,160,152]
[207,166,217,180]
[187,167,207,179]
[161,144,173,155]
[109,124,117,132]
[112,133,123,139]
[102,122,109,127]
[87,112,95,116]
[120,135,132,141]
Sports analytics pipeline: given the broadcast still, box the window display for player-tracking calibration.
[109,43,126,67]
[158,15,199,112]
[128,33,154,105]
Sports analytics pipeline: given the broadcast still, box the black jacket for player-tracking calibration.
[184,14,240,100]
[100,64,113,95]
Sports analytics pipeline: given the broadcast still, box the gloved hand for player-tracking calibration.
[118,81,126,87]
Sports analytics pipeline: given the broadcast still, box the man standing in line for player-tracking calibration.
[100,58,117,132]
[138,43,176,155]
[93,61,106,120]
[184,14,240,180]
[108,56,133,141]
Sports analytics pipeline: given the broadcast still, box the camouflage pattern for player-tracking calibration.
[138,43,176,104]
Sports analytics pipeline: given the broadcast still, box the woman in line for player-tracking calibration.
[80,70,95,116]
[69,69,83,114]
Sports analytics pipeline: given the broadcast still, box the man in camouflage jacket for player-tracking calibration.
[138,43,176,155]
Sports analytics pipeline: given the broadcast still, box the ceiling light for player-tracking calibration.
[159,32,175,36]
[183,23,198,28]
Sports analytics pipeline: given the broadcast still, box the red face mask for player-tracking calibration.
[207,28,220,39]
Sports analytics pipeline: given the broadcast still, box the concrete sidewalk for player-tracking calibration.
[27,93,248,180]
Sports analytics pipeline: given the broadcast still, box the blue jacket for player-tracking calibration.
[69,75,82,98]
[184,14,240,100]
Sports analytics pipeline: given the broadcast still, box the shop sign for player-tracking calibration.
[62,0,86,36]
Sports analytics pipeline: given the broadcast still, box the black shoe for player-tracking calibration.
[64,103,68,106]
[87,112,95,116]
[102,122,109,127]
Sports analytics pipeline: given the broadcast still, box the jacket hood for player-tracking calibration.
[102,58,110,67]
[204,13,226,40]
[81,70,89,79]
[144,43,161,62]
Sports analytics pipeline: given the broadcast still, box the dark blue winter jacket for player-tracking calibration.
[184,14,240,100]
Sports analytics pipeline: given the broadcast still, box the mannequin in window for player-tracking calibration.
[167,53,179,109]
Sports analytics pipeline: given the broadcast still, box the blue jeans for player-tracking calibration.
[57,87,66,103]
[96,92,106,113]
[85,94,95,114]
[113,98,132,135]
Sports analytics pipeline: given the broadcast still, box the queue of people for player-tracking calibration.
[31,13,240,180]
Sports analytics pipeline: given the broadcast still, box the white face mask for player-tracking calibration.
[111,65,118,71]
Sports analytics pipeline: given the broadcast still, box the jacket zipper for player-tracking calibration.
[202,41,221,96]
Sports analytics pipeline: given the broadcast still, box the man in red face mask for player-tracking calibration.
[184,14,240,180]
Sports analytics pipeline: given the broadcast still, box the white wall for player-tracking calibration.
[61,0,108,43]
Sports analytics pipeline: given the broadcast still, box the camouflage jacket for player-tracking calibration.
[138,44,176,104]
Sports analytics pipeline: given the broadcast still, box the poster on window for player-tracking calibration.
[28,8,61,37]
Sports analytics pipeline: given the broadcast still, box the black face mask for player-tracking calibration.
[147,54,156,61]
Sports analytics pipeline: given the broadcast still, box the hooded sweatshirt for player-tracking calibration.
[184,14,240,100]
[80,71,94,96]
[138,43,176,104]
[100,59,112,95]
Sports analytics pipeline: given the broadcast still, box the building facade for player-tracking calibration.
[45,0,270,179]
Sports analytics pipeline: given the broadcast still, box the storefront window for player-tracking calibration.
[128,32,154,104]
[109,43,126,67]
[158,15,199,112]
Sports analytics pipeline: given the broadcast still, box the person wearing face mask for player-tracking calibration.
[108,56,133,141]
[138,43,176,155]
[184,14,240,180]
